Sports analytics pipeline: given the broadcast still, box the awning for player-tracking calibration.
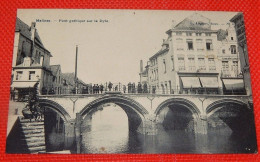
[200,77,219,88]
[11,82,36,88]
[222,79,244,90]
[181,77,201,88]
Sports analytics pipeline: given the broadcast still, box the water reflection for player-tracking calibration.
[81,105,129,153]
[79,104,256,154]
[44,104,256,153]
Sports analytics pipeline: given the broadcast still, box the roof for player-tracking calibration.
[16,17,51,56]
[15,17,32,40]
[173,13,212,31]
[50,65,60,76]
[149,48,169,60]
[62,72,87,86]
[230,12,243,22]
[62,73,75,86]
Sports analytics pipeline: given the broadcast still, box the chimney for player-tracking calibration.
[30,22,36,41]
[140,60,143,73]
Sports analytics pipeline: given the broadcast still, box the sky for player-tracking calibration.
[17,9,238,84]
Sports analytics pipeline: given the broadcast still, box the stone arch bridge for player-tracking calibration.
[38,93,254,151]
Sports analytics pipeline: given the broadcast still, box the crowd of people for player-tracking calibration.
[82,82,149,94]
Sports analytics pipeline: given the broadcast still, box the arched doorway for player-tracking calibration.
[77,95,148,153]
[38,99,71,152]
[206,99,257,153]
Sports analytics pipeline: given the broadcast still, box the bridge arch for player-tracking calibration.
[39,99,71,122]
[155,98,201,116]
[206,98,249,117]
[154,98,201,133]
[79,94,148,133]
[206,98,255,135]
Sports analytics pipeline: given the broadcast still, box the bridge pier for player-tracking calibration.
[64,119,76,150]
[194,115,208,135]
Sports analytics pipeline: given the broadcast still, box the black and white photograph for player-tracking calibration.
[6,9,257,154]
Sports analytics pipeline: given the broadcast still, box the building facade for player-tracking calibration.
[143,13,244,95]
[230,13,252,96]
[11,18,54,100]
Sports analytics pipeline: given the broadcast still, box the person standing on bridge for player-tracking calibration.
[108,82,113,91]
[123,85,126,93]
[96,84,100,94]
[100,84,104,94]
[128,82,131,93]
[132,83,136,93]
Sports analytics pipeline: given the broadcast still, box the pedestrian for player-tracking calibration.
[143,83,148,93]
[108,82,113,91]
[97,84,100,94]
[100,84,104,94]
[123,85,126,93]
[128,82,131,93]
[137,82,142,93]
[132,83,136,93]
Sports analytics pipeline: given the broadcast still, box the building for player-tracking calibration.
[230,13,252,96]
[50,65,62,94]
[143,13,244,95]
[11,18,54,100]
[61,72,87,94]
[217,24,245,95]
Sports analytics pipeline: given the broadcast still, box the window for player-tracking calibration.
[16,71,23,80]
[163,59,166,73]
[206,39,213,50]
[205,33,211,36]
[176,38,184,51]
[188,58,195,71]
[29,71,35,80]
[208,58,216,71]
[209,66,216,71]
[232,61,238,76]
[208,58,215,64]
[186,32,192,36]
[222,49,226,54]
[156,69,159,80]
[196,33,202,36]
[176,32,182,36]
[222,61,230,75]
[198,58,206,70]
[231,37,234,40]
[196,39,204,51]
[178,57,185,70]
[231,45,237,54]
[187,40,193,50]
[171,56,174,70]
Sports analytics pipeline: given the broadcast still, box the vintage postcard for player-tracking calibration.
[6,9,257,154]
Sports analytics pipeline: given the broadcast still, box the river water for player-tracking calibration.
[78,105,257,154]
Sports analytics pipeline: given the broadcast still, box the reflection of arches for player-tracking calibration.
[39,99,71,122]
[79,95,148,132]
[155,98,200,132]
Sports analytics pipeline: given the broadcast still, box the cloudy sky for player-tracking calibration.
[17,9,238,84]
